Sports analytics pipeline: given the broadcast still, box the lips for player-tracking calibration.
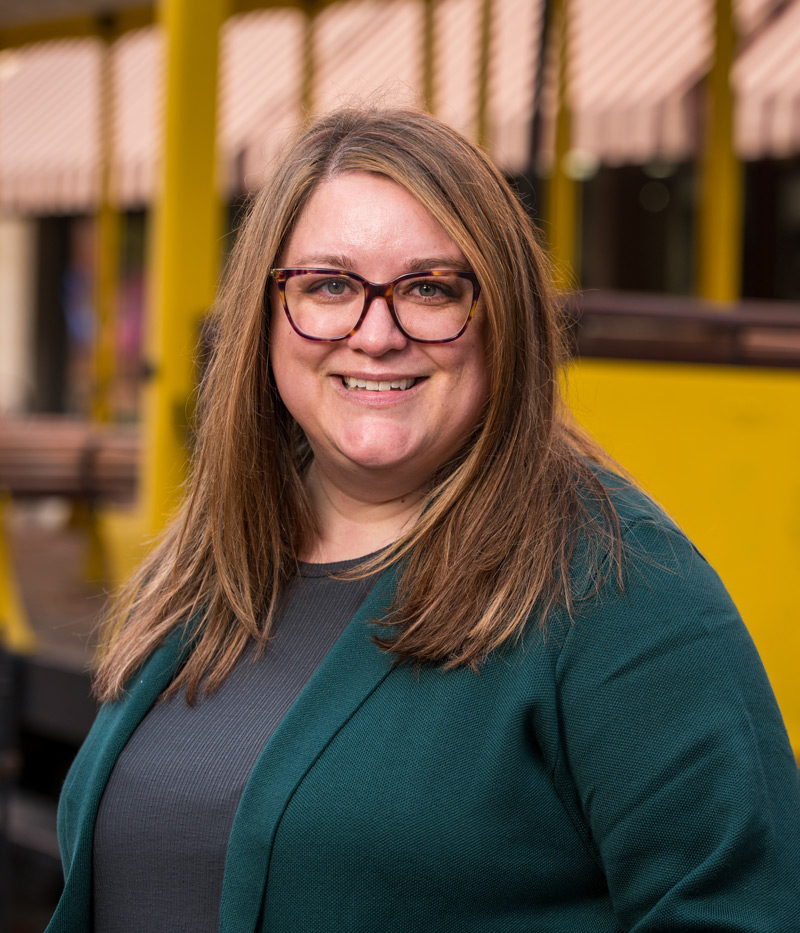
[342,376,418,391]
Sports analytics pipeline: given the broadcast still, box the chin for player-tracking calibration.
[341,448,418,473]
[333,426,421,469]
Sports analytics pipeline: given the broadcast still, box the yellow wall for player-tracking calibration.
[568,359,800,753]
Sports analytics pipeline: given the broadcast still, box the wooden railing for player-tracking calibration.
[568,291,800,367]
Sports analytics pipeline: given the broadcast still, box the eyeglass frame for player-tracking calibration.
[269,268,481,344]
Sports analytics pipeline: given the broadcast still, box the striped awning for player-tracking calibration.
[0,39,102,212]
[568,0,784,166]
[0,0,798,213]
[569,0,712,165]
[735,0,800,158]
[1,0,543,212]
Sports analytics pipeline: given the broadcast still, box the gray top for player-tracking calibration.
[92,556,378,932]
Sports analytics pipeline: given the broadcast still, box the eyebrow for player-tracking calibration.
[290,254,471,275]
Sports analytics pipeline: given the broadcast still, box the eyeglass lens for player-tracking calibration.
[283,272,474,341]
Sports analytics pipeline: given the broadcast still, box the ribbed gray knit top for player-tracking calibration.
[92,556,379,932]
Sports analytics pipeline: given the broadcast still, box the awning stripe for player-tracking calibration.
[314,0,423,113]
[0,39,100,211]
[218,9,305,193]
[489,0,540,170]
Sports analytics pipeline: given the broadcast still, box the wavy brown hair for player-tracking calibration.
[94,107,622,703]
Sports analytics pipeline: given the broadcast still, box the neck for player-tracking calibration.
[301,461,426,563]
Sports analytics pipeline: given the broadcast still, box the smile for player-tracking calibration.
[342,376,417,391]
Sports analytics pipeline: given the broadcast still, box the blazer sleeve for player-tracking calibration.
[554,518,800,931]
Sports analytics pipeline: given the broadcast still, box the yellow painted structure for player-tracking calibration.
[476,0,493,148]
[422,0,436,113]
[91,28,120,426]
[0,492,36,652]
[545,0,578,290]
[300,0,318,116]
[81,26,122,583]
[568,358,800,754]
[142,0,228,533]
[697,0,742,302]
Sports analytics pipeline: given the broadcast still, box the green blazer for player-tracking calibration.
[48,493,800,931]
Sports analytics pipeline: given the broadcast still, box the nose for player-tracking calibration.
[346,296,408,355]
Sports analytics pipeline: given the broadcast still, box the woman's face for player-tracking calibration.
[270,172,490,497]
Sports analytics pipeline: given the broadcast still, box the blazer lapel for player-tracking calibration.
[48,628,187,932]
[219,564,400,933]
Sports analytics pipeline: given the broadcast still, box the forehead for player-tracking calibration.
[281,172,467,272]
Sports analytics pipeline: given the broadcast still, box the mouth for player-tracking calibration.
[341,376,418,392]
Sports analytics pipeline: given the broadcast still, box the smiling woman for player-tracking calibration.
[47,109,800,933]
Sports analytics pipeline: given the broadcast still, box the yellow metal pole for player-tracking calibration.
[422,0,436,114]
[476,0,493,148]
[144,0,228,533]
[0,492,36,653]
[545,0,578,290]
[91,20,121,425]
[301,0,317,118]
[696,0,741,302]
[76,16,121,583]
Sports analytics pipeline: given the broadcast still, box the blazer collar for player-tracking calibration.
[219,562,400,932]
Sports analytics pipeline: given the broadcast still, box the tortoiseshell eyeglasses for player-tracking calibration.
[270,268,481,343]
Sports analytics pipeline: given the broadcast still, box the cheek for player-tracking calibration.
[269,318,335,437]
[424,337,490,448]
[270,312,308,410]
[456,319,491,410]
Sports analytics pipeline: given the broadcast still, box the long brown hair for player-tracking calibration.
[94,108,622,703]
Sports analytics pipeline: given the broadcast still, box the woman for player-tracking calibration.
[49,109,800,931]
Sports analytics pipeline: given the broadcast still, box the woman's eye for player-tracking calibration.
[304,276,354,298]
[406,280,445,299]
[323,278,348,295]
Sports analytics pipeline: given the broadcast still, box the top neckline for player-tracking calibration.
[296,549,387,578]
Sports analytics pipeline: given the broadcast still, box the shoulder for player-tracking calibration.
[564,462,706,611]
[579,461,678,532]
[556,468,791,772]
[511,464,800,925]
[570,464,734,634]
[555,463,780,731]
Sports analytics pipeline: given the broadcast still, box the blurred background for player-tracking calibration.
[1,0,799,928]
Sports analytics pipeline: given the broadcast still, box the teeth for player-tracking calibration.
[343,376,417,391]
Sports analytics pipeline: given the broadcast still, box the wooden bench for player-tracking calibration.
[0,418,138,503]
